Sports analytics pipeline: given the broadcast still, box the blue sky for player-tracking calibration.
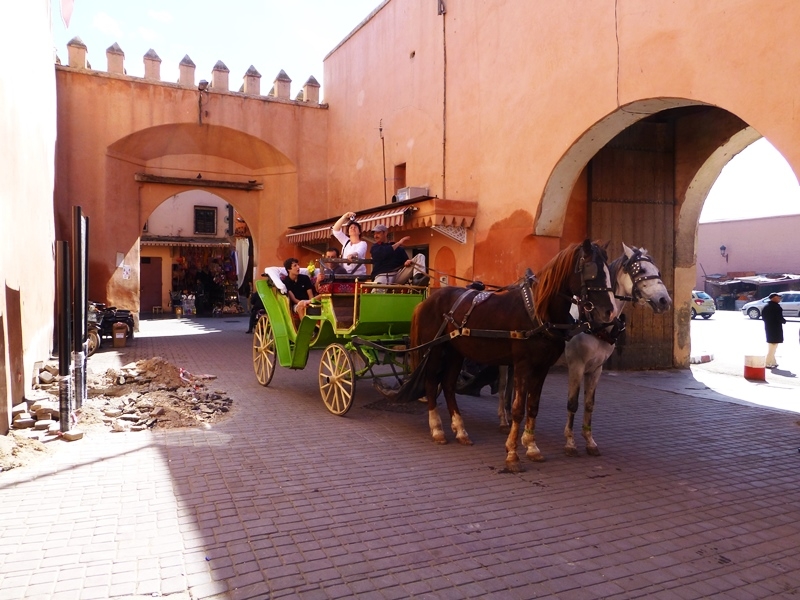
[51,0,382,94]
[51,1,800,222]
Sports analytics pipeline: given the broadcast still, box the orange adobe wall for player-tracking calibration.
[323,0,800,287]
[54,57,329,312]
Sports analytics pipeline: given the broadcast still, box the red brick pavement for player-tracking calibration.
[1,315,799,599]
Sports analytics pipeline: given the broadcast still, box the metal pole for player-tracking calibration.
[56,241,73,432]
[72,207,87,408]
[380,120,387,204]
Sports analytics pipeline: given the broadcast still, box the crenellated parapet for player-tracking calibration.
[62,37,323,105]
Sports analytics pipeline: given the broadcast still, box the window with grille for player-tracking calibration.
[194,206,217,235]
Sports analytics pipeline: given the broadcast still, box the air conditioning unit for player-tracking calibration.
[393,186,428,202]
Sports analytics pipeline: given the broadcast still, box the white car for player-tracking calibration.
[741,292,800,319]
[691,291,715,319]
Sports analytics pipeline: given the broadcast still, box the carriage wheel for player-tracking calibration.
[253,314,276,386]
[319,343,356,415]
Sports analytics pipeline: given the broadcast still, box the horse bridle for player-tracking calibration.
[574,247,613,318]
[615,249,662,303]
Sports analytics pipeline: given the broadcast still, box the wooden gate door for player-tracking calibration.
[140,257,163,313]
[588,122,674,369]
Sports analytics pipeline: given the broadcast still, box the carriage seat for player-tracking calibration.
[316,273,360,295]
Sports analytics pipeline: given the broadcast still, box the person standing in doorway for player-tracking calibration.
[762,292,786,368]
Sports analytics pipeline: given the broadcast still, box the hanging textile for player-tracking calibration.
[235,238,250,289]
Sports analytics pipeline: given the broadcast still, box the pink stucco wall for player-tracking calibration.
[324,0,800,289]
[54,65,329,310]
[1,0,58,431]
[696,215,800,289]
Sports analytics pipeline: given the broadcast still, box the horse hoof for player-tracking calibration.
[565,447,579,457]
[434,437,448,445]
[504,461,523,473]
[527,452,545,462]
[457,437,473,446]
[586,447,601,457]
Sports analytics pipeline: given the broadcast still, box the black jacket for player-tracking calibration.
[762,300,785,343]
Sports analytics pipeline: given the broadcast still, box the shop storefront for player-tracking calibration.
[141,235,250,315]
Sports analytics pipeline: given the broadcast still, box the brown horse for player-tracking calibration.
[409,240,615,471]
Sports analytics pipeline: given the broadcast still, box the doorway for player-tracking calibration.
[140,257,163,314]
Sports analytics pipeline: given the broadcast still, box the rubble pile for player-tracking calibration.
[2,357,233,471]
[80,357,234,431]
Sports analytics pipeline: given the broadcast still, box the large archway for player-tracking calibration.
[93,123,297,315]
[140,189,255,316]
[536,100,759,367]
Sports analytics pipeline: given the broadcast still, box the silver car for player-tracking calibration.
[741,292,800,319]
[691,290,716,319]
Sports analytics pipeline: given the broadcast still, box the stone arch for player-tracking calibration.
[535,98,711,238]
[99,124,297,313]
[141,189,248,313]
[433,245,456,288]
[534,99,766,367]
[108,123,295,171]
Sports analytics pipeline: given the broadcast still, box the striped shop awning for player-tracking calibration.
[286,206,416,244]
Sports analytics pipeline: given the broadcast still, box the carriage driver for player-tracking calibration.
[283,257,315,319]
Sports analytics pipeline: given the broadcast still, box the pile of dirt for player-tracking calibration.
[80,357,234,431]
[1,357,233,473]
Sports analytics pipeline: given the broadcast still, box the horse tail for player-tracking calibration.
[379,299,431,403]
[409,301,424,371]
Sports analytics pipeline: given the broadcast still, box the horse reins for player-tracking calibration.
[587,249,661,344]
[357,245,613,356]
[614,249,662,303]
[572,247,614,320]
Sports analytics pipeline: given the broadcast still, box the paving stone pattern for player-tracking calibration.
[1,315,799,599]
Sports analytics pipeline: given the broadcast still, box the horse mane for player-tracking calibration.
[608,254,625,291]
[532,243,580,323]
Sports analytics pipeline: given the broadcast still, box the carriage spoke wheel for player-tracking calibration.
[319,343,356,415]
[253,314,276,386]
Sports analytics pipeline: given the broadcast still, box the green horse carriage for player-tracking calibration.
[252,263,427,415]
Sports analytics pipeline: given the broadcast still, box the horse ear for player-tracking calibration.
[581,239,593,254]
[622,242,634,258]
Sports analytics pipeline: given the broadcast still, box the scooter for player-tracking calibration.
[90,302,136,343]
[87,302,104,357]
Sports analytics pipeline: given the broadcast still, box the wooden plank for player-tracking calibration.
[588,122,675,369]
[134,173,263,190]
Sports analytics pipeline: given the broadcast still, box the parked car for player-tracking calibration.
[741,292,800,319]
[691,290,715,319]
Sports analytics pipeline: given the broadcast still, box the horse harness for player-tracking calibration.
[614,249,662,303]
[438,248,613,344]
[586,248,658,345]
[354,249,611,356]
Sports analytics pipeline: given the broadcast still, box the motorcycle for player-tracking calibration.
[88,301,135,348]
[87,302,104,357]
